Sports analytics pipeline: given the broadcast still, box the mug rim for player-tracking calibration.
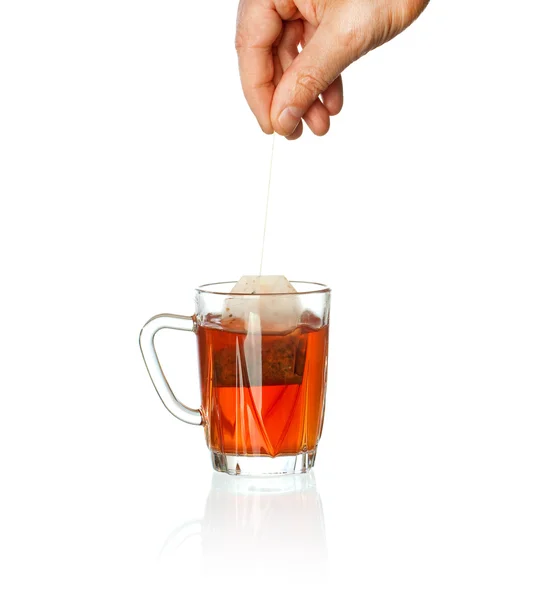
[196,280,331,297]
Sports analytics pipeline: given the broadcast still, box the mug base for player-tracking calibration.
[211,448,317,477]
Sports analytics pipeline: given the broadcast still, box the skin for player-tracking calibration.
[235,0,430,140]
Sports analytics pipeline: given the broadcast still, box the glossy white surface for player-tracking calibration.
[1,1,548,598]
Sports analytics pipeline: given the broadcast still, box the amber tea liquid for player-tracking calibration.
[197,319,328,457]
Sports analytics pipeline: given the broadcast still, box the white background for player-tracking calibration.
[1,1,548,598]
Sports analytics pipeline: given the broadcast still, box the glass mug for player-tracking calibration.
[139,281,330,476]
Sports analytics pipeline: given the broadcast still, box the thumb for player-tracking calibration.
[270,22,356,136]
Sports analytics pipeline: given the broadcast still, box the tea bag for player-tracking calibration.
[221,276,302,333]
[214,276,307,387]
[213,325,307,387]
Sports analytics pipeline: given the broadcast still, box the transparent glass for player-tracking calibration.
[139,281,331,476]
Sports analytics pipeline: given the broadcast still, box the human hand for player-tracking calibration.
[236,0,429,139]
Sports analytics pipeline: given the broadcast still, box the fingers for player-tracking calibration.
[303,99,330,136]
[276,20,331,137]
[271,21,355,136]
[285,119,303,140]
[321,76,344,116]
[275,20,302,139]
[276,19,303,66]
[235,0,283,133]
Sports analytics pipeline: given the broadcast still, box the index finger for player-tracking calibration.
[235,0,283,133]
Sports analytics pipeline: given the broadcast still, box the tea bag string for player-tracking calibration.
[259,134,276,277]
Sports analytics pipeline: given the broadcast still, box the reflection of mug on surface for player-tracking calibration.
[140,281,331,476]
[162,472,328,573]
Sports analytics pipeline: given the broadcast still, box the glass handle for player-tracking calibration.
[160,519,203,557]
[139,314,203,426]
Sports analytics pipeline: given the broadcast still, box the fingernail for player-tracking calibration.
[278,106,304,135]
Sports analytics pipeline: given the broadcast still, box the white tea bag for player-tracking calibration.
[222,275,302,333]
[215,276,307,387]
